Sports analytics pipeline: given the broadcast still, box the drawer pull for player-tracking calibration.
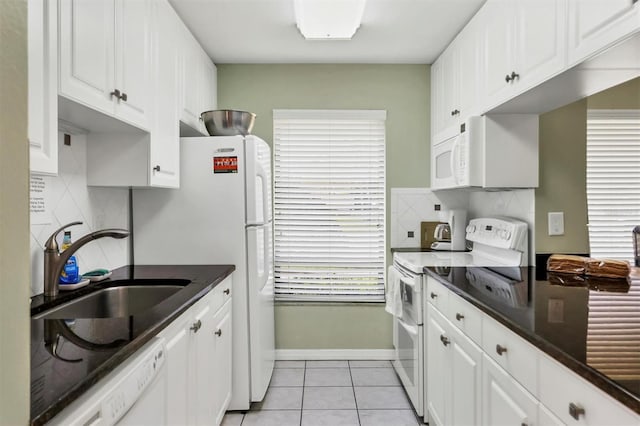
[569,403,585,420]
[215,329,222,337]
[496,344,507,356]
[455,313,464,321]
[190,320,202,333]
[440,334,450,346]
[223,288,230,295]
[430,292,438,299]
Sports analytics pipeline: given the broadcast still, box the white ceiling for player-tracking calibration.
[169,0,486,64]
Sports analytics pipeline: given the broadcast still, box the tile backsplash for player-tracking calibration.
[391,187,536,264]
[390,188,469,248]
[29,132,129,296]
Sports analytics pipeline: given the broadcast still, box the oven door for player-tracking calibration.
[393,313,424,417]
[393,264,423,325]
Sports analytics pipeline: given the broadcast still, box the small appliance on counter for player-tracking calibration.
[430,209,467,251]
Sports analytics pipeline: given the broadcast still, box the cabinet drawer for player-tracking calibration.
[426,277,449,314]
[209,276,231,313]
[482,316,538,395]
[447,292,482,345]
[539,354,639,426]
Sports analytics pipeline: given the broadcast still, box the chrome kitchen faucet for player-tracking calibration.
[43,221,129,297]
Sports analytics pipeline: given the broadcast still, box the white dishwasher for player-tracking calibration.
[49,337,167,426]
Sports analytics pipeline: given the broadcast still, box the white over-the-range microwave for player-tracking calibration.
[431,115,540,190]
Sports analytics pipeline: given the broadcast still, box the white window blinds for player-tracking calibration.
[273,109,386,302]
[586,109,640,262]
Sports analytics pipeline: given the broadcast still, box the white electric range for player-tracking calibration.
[390,217,529,421]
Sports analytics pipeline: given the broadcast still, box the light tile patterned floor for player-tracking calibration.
[221,360,422,426]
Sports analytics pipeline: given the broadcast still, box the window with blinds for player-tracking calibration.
[273,109,386,302]
[586,109,640,262]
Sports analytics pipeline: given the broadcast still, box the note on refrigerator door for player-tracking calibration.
[213,156,238,173]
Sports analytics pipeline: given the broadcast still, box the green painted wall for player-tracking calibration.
[0,0,30,422]
[535,76,640,254]
[217,64,430,349]
[536,99,590,254]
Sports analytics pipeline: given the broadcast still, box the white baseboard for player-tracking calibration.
[275,349,394,361]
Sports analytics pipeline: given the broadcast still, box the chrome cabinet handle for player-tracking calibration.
[450,109,460,116]
[496,344,507,356]
[440,334,450,346]
[190,320,202,333]
[153,165,161,172]
[569,403,585,420]
[505,71,520,83]
[430,292,437,299]
[215,329,222,337]
[455,313,464,321]
[223,288,230,295]
[110,89,121,99]
[120,92,128,102]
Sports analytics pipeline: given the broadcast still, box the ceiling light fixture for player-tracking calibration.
[294,0,366,40]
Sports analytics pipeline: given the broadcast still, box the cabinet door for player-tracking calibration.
[456,15,482,120]
[449,326,483,426]
[425,305,449,426]
[568,0,640,66]
[430,58,444,143]
[482,354,538,426]
[149,0,180,188]
[180,30,205,133]
[212,300,233,426]
[440,46,460,137]
[59,0,115,114]
[200,54,217,135]
[514,0,567,94]
[164,315,191,426]
[481,0,516,109]
[193,303,216,426]
[114,0,151,130]
[28,0,58,175]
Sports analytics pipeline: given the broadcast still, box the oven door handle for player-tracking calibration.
[396,316,419,336]
[396,270,420,291]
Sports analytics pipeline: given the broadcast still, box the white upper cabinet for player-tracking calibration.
[431,10,484,145]
[28,0,58,175]
[114,0,151,128]
[481,0,567,110]
[178,26,217,137]
[567,0,640,66]
[59,0,151,131]
[149,0,181,188]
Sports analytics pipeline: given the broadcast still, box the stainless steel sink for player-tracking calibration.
[34,280,189,319]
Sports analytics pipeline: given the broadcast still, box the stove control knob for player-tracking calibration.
[466,225,476,233]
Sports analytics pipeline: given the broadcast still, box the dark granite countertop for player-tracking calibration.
[424,265,640,414]
[30,264,235,425]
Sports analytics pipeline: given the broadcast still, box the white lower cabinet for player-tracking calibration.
[425,279,639,426]
[162,277,233,426]
[426,304,482,426]
[482,354,538,426]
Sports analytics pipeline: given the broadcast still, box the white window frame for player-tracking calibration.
[273,109,387,302]
[586,109,640,262]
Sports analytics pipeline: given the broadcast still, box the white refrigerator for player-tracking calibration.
[132,135,275,410]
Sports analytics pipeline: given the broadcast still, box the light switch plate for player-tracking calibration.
[548,212,564,236]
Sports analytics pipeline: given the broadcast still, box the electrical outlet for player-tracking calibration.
[548,212,564,236]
